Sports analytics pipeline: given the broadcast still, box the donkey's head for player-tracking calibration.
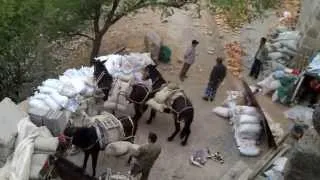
[142,64,159,81]
[92,59,107,79]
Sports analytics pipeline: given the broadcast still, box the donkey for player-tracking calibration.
[41,154,98,180]
[92,59,113,101]
[62,116,134,177]
[128,65,194,146]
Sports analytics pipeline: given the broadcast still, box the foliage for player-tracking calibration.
[208,0,278,28]
[0,0,59,102]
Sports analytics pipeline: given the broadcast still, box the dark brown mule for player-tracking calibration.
[128,65,194,146]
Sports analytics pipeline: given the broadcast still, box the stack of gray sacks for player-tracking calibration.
[266,27,302,73]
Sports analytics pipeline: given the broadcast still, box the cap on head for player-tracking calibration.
[260,37,267,44]
[148,132,157,143]
[192,40,199,45]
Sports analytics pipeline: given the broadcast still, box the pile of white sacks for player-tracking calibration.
[213,91,263,157]
[27,52,154,134]
[0,98,59,180]
[267,29,301,69]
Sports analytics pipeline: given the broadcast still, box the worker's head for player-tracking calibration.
[192,40,199,47]
[148,132,158,143]
[260,37,267,46]
[216,57,224,64]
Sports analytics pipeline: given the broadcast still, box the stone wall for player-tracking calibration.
[297,0,320,56]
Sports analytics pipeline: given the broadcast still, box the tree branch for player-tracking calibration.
[110,0,192,25]
[93,3,102,36]
[100,0,121,34]
[69,32,94,41]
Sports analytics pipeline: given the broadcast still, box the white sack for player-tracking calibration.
[280,40,298,52]
[60,82,78,97]
[146,99,165,112]
[212,107,231,118]
[272,91,279,102]
[42,95,61,111]
[238,124,262,139]
[28,98,50,114]
[104,102,128,113]
[270,80,281,90]
[275,31,300,41]
[239,145,260,157]
[236,106,260,116]
[268,52,290,61]
[38,86,58,94]
[277,47,297,57]
[42,79,64,92]
[105,141,139,156]
[29,154,48,180]
[49,92,69,108]
[238,114,260,125]
[34,137,58,153]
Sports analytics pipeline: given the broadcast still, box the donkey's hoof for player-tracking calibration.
[167,137,174,142]
[181,141,187,146]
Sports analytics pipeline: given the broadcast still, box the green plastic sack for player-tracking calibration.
[159,45,172,63]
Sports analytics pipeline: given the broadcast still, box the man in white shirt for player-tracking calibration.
[179,40,199,81]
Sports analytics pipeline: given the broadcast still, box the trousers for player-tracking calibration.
[249,59,262,79]
[179,63,191,80]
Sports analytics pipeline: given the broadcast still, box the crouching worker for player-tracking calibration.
[129,132,161,180]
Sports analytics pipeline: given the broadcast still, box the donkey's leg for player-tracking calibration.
[91,149,99,177]
[167,116,180,141]
[181,123,191,146]
[146,108,156,124]
[82,151,90,172]
[102,89,110,101]
[132,104,147,135]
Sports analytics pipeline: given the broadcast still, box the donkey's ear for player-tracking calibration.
[101,60,107,64]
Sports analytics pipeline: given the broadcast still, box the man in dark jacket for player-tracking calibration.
[249,37,268,79]
[130,132,161,180]
[203,57,227,101]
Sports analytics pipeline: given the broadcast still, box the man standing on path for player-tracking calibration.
[249,37,268,79]
[203,57,227,101]
[179,40,199,81]
[130,132,161,180]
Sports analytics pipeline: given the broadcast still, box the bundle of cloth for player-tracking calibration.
[257,70,298,104]
[0,117,60,180]
[146,83,182,112]
[266,29,301,69]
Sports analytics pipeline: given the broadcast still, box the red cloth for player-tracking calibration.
[310,80,320,92]
[291,69,300,75]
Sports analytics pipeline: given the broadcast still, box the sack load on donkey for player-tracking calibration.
[61,112,135,177]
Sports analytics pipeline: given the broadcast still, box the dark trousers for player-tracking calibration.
[180,63,191,80]
[249,59,262,79]
[204,80,221,99]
